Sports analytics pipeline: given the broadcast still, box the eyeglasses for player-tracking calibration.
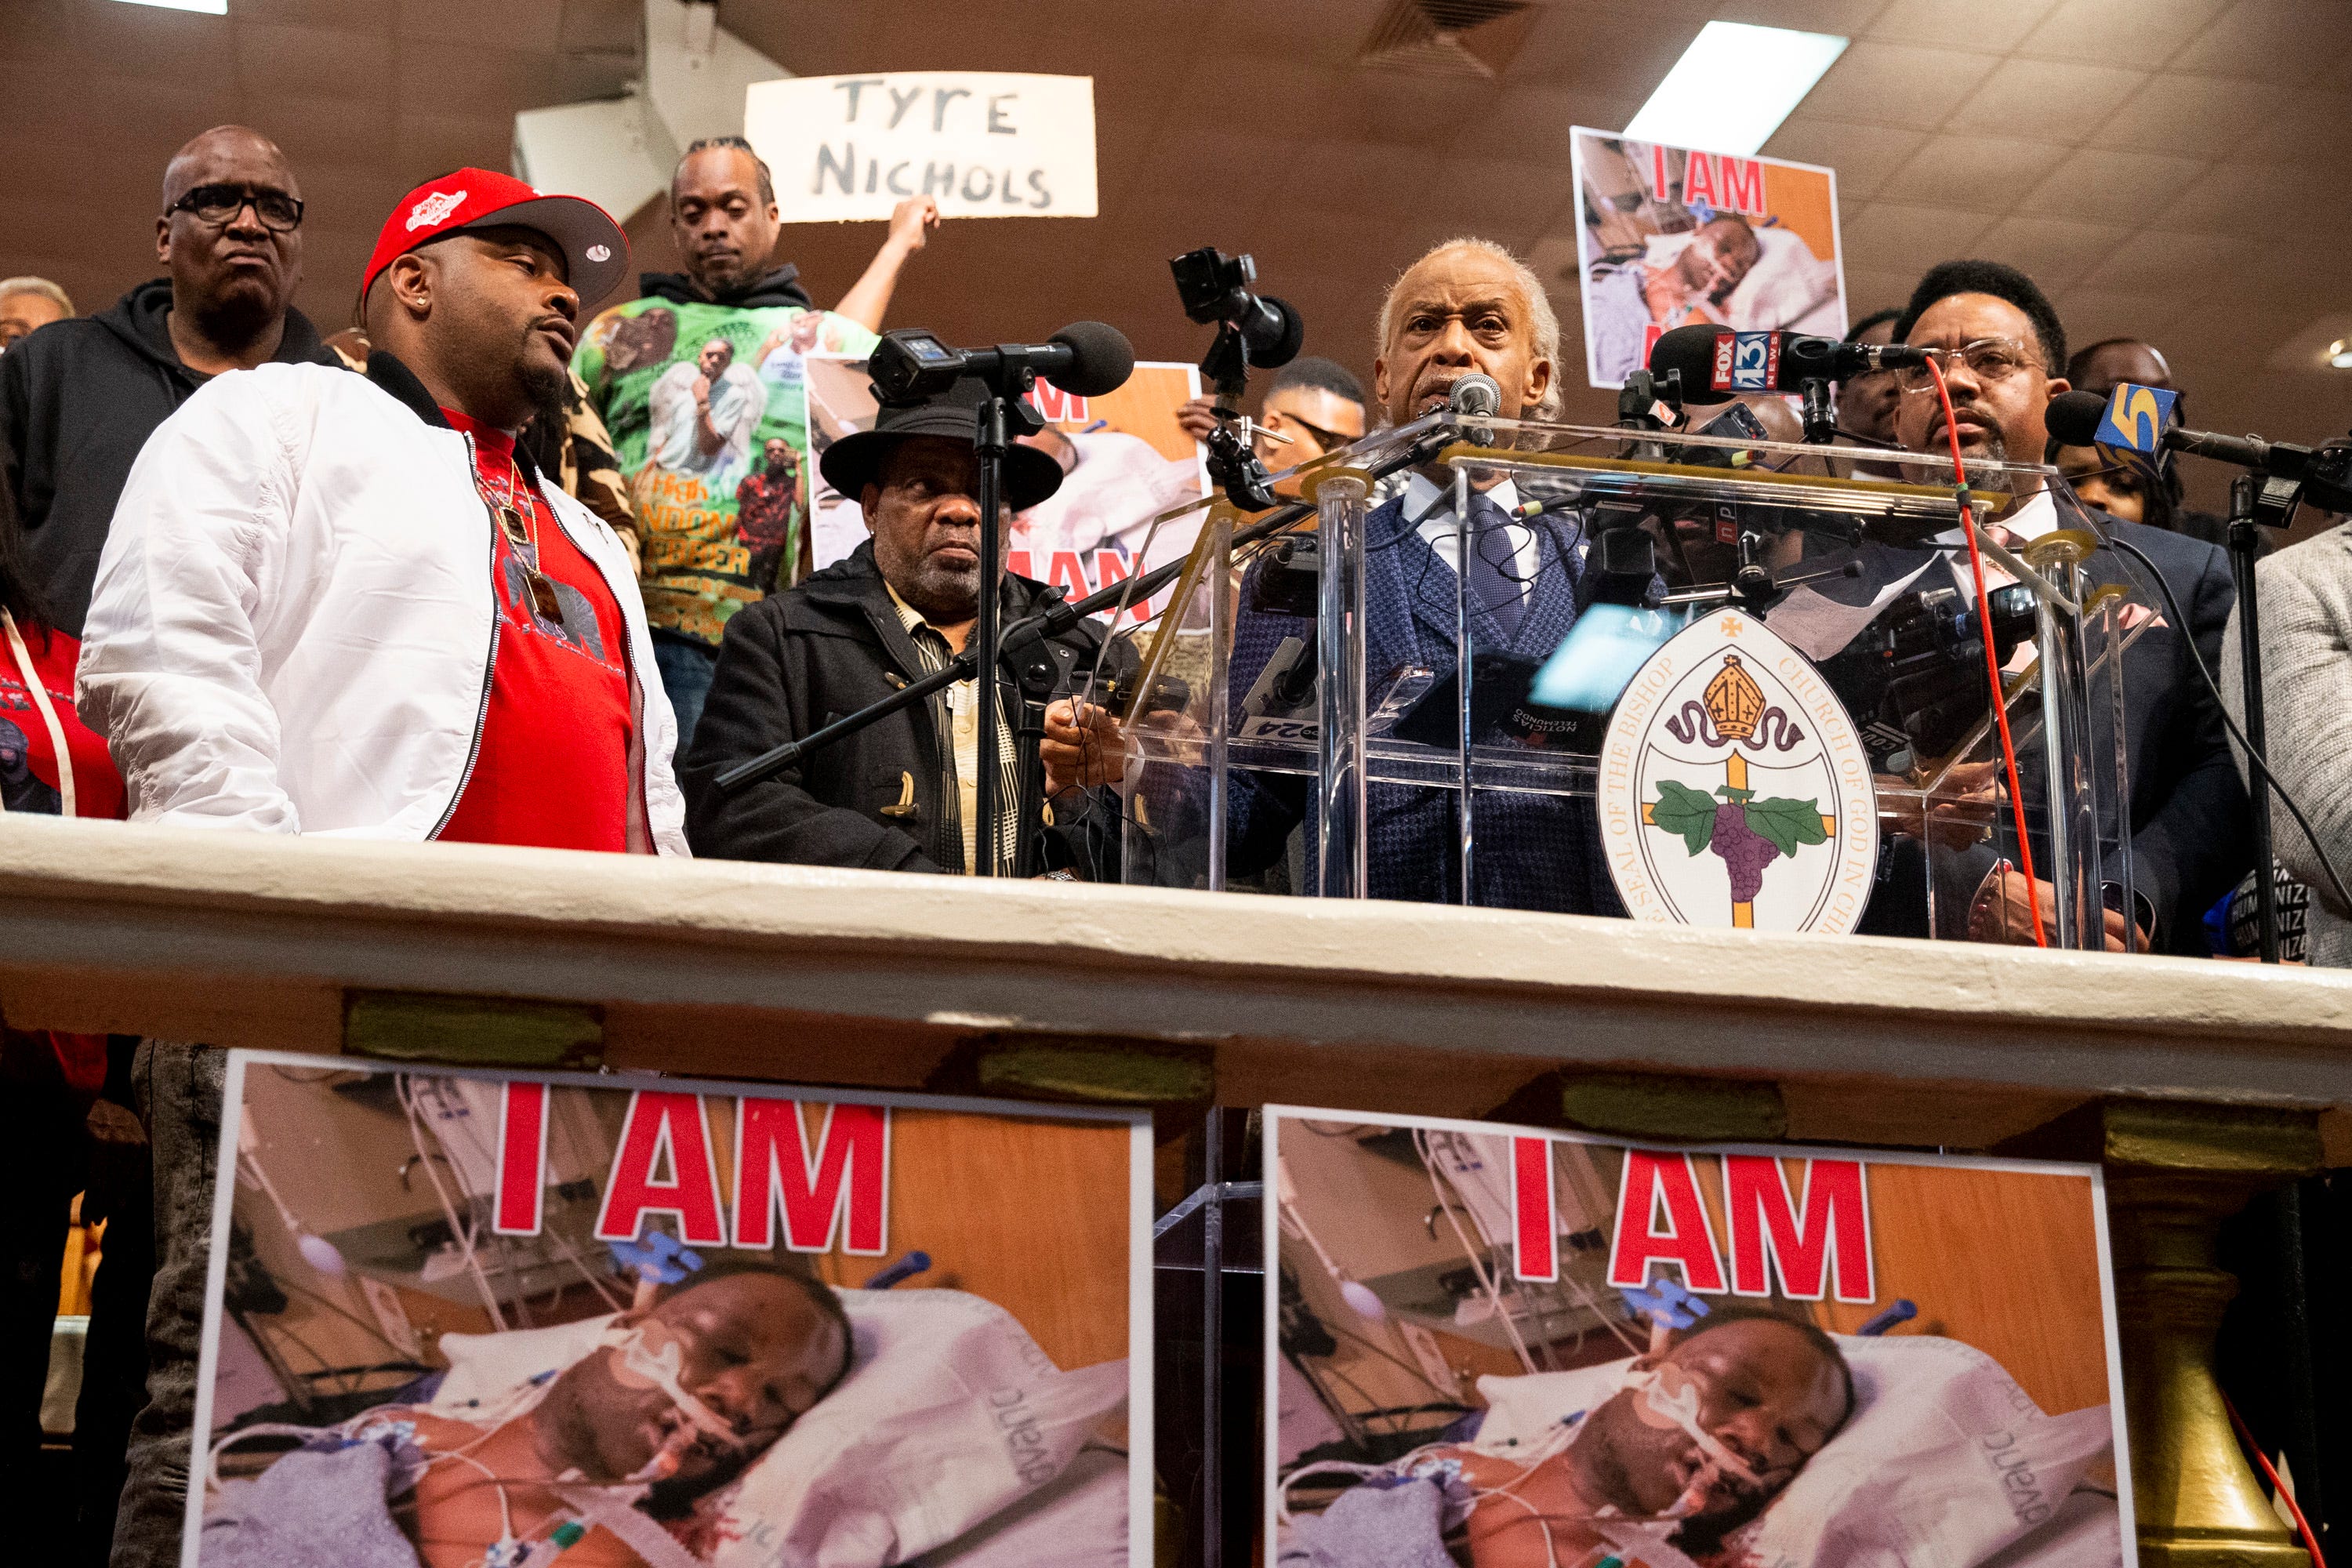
[166,184,304,234]
[1272,414,1356,454]
[1894,337,2037,394]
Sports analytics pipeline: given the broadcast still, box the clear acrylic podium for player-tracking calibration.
[1109,412,2141,950]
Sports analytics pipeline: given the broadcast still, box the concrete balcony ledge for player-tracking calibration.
[5,815,2350,1151]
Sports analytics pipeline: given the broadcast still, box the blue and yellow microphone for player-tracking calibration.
[2088,381,2180,488]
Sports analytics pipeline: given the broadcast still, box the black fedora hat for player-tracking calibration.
[819,376,1065,513]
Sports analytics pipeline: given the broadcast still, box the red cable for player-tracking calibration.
[2225,1393,2328,1568]
[1926,357,2048,949]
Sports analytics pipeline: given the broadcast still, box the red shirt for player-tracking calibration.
[436,411,636,852]
[2,613,125,821]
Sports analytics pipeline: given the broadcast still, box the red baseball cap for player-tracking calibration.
[361,168,629,310]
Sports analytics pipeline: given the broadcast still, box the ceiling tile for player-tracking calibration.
[1798,42,2002,131]
[2085,74,2259,158]
[2169,0,2352,84]
[1711,0,1896,32]
[1508,5,1697,93]
[1840,264,1923,316]
[1762,117,1927,202]
[2073,228,2245,294]
[2015,0,2231,69]
[1877,133,2071,213]
[395,42,573,118]
[1424,156,1576,238]
[0,0,77,67]
[1836,201,1996,280]
[249,94,400,170]
[1968,215,2131,292]
[79,3,239,78]
[397,0,565,49]
[2015,147,2209,226]
[1290,140,1453,215]
[394,113,518,177]
[560,0,641,55]
[222,0,384,24]
[1466,88,1618,168]
[2151,162,2352,242]
[2227,90,2352,169]
[281,163,410,237]
[1866,0,2052,53]
[237,23,395,105]
[1944,57,2148,143]
[2049,284,2191,347]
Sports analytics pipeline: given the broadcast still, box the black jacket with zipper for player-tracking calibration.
[0,278,337,636]
[681,539,1137,877]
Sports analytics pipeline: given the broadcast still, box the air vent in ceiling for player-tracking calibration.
[1358,0,1538,79]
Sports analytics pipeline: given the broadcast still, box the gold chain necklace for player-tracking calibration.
[472,445,564,622]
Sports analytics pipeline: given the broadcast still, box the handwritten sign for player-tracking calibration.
[746,71,1098,223]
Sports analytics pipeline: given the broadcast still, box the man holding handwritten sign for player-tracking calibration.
[746,71,1099,224]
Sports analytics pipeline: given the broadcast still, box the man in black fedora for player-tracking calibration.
[681,376,1135,876]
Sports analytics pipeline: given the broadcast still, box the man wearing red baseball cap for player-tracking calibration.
[79,169,687,1567]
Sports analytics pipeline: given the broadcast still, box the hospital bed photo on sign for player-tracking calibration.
[1264,1107,2130,1568]
[183,1051,1152,1568]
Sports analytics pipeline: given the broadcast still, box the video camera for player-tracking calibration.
[1818,580,2039,767]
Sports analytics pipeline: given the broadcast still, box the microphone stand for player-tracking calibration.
[973,391,1014,875]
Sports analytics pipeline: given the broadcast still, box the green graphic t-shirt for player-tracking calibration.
[575,296,877,646]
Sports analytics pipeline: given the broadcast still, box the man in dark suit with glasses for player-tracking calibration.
[0,123,339,641]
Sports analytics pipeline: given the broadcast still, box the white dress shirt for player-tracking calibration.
[1401,472,1540,585]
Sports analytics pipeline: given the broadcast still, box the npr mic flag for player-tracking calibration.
[2091,381,2180,488]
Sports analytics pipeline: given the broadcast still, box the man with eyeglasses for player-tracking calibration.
[1874,259,2246,954]
[0,125,337,640]
[1176,355,1370,492]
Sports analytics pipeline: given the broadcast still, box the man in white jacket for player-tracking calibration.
[78,167,688,1566]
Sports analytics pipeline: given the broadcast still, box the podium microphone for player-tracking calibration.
[2046,389,2352,513]
[1448,372,1502,444]
[1647,323,1929,401]
[869,321,1135,404]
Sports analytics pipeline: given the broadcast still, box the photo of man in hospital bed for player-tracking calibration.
[1267,1112,2129,1568]
[201,1258,849,1566]
[189,1058,1145,1568]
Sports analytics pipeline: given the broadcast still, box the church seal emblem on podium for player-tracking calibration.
[1598,608,1878,933]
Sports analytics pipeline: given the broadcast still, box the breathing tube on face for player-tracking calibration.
[597,1319,746,1475]
[1617,1363,1759,1518]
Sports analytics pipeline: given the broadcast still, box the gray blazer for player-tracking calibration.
[2222,524,2352,966]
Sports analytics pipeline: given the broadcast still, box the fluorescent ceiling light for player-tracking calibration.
[113,0,227,12]
[1623,21,1848,156]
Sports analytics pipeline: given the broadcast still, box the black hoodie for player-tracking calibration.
[635,263,815,311]
[0,278,337,637]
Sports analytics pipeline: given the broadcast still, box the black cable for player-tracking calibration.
[2102,532,2352,916]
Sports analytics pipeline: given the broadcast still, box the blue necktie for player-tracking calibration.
[1464,493,1528,639]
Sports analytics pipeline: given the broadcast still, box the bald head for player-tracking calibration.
[162,125,298,211]
[2067,338,2175,397]
[154,125,303,369]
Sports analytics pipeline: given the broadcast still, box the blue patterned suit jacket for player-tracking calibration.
[1214,493,1621,914]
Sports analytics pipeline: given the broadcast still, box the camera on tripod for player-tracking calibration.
[1171,248,1304,387]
